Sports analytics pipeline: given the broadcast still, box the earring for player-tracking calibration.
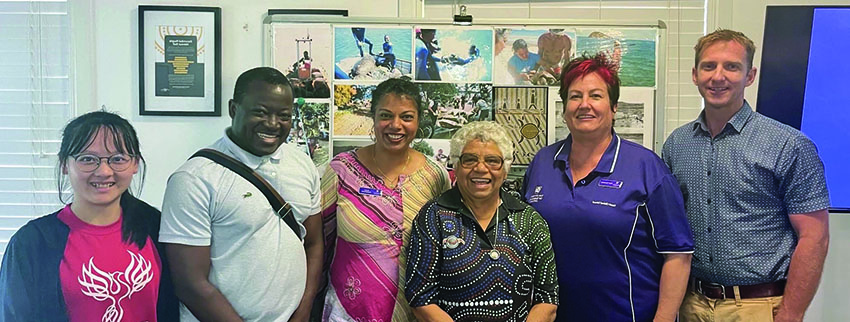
[414,128,425,144]
[369,127,376,142]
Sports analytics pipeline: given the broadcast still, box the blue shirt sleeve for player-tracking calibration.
[529,53,541,68]
[777,135,830,214]
[507,55,521,72]
[415,46,431,81]
[645,173,695,253]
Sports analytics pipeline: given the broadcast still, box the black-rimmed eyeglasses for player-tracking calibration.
[73,154,135,172]
[459,153,504,170]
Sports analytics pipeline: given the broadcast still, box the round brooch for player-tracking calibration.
[442,235,465,249]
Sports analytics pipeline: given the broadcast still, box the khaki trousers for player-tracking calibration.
[679,289,783,322]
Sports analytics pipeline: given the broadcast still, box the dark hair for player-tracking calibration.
[512,39,528,51]
[57,111,149,248]
[232,67,292,104]
[369,77,424,118]
[559,53,620,107]
[418,29,436,39]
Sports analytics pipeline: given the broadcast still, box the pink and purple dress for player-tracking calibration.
[321,150,450,322]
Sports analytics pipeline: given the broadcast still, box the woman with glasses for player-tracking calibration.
[405,121,559,322]
[321,78,450,321]
[0,111,178,321]
[522,54,693,321]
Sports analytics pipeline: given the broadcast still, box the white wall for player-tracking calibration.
[710,1,850,320]
[74,0,849,320]
[814,214,850,321]
[77,0,702,209]
[75,0,410,207]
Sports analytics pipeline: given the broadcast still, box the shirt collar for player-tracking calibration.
[436,186,526,222]
[220,128,285,169]
[693,100,754,134]
[554,131,622,175]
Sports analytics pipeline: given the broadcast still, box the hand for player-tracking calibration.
[773,307,804,322]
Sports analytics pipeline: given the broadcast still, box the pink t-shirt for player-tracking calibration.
[58,205,161,322]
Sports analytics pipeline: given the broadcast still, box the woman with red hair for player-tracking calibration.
[522,54,694,322]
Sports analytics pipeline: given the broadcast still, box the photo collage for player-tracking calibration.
[271,24,658,176]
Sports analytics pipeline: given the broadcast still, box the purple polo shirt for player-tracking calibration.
[522,133,694,322]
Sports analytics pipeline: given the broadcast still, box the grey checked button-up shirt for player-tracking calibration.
[662,101,829,286]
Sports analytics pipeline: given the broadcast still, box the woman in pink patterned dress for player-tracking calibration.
[321,78,451,321]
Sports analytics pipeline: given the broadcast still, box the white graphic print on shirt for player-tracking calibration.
[77,250,153,322]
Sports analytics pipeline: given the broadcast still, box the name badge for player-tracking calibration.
[359,187,382,196]
[598,179,623,189]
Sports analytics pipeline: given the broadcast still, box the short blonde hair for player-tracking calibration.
[449,121,514,170]
[694,29,756,68]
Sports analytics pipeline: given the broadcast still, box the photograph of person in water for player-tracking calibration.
[334,26,413,81]
[414,27,492,82]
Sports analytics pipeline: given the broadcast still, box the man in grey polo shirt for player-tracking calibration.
[160,67,323,321]
[662,29,830,322]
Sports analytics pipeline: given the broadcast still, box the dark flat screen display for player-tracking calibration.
[758,6,850,212]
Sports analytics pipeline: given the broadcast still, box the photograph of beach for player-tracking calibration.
[575,28,657,87]
[414,27,493,82]
[419,83,493,139]
[273,24,332,98]
[494,86,548,165]
[554,100,569,142]
[334,26,413,81]
[333,84,376,137]
[614,87,655,147]
[289,101,330,167]
[552,87,656,148]
[494,28,575,86]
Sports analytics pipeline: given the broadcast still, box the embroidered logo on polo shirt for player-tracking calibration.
[591,200,617,207]
[598,179,623,189]
[528,186,544,203]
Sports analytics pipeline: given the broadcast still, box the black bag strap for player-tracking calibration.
[190,148,302,241]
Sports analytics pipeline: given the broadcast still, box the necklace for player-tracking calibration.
[463,199,501,261]
[371,147,410,187]
[489,208,500,260]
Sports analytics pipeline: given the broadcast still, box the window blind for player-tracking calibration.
[0,0,72,265]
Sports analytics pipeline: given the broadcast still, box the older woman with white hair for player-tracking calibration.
[404,121,559,322]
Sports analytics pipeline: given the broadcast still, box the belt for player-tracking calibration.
[691,277,786,300]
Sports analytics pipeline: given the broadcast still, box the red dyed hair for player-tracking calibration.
[559,53,620,107]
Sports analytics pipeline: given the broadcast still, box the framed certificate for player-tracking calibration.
[138,5,221,116]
